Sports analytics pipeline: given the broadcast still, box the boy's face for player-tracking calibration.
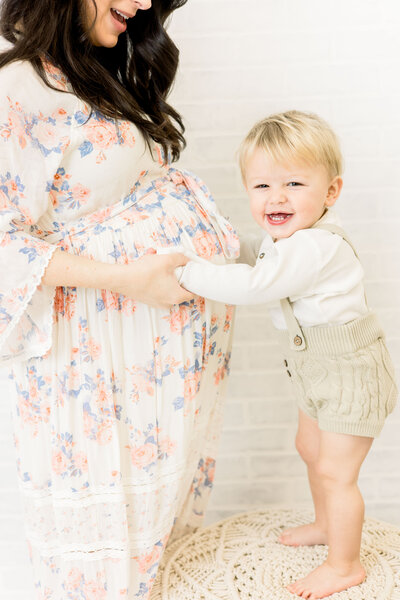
[244,148,343,239]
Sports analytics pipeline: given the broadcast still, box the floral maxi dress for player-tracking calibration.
[0,53,239,600]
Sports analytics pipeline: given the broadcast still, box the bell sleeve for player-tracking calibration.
[0,65,72,364]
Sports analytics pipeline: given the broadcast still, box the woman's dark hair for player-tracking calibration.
[0,0,187,161]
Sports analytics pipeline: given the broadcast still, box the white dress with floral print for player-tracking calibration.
[0,48,239,600]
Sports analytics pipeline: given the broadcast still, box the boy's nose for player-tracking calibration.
[270,191,287,205]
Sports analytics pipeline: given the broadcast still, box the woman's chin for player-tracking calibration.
[89,33,120,48]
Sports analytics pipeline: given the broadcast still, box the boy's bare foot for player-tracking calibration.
[286,561,366,599]
[278,523,328,547]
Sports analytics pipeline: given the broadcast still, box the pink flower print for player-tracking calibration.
[19,398,34,426]
[7,107,26,148]
[83,412,96,438]
[130,443,157,469]
[196,296,206,314]
[88,207,112,224]
[224,305,234,332]
[28,378,39,402]
[205,458,216,483]
[0,188,9,209]
[100,289,120,311]
[193,229,217,260]
[83,579,107,600]
[52,107,67,119]
[214,363,228,386]
[118,121,136,147]
[40,398,51,423]
[154,144,164,166]
[158,437,177,456]
[49,189,58,208]
[184,372,200,403]
[31,120,58,148]
[3,287,25,313]
[65,567,83,591]
[169,170,184,186]
[1,128,11,140]
[54,287,77,321]
[74,452,88,472]
[166,304,191,333]
[111,469,122,482]
[225,230,240,255]
[85,120,118,149]
[96,421,114,445]
[18,204,34,225]
[51,450,67,475]
[95,380,111,412]
[137,546,161,574]
[53,170,64,185]
[88,337,102,360]
[71,183,90,205]
[8,178,18,193]
[96,151,107,164]
[42,61,69,90]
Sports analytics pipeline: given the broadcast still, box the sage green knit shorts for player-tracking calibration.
[279,313,398,438]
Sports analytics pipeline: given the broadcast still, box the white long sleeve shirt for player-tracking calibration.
[177,210,368,330]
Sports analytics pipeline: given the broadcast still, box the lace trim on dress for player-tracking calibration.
[26,533,171,560]
[0,244,57,364]
[18,462,187,503]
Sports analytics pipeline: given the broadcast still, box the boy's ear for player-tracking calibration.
[325,176,343,207]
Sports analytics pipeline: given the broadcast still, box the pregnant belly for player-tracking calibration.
[62,169,238,266]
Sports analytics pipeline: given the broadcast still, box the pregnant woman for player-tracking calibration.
[0,1,238,598]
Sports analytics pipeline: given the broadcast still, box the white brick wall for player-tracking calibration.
[1,0,400,596]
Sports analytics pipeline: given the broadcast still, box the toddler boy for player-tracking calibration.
[176,111,398,599]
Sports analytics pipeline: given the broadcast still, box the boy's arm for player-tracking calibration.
[177,231,322,305]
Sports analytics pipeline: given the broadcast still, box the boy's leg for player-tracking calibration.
[279,409,328,546]
[287,430,373,599]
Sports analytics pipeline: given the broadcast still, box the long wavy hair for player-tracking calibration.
[0,0,187,161]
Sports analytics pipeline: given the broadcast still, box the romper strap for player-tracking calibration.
[280,222,364,352]
[313,223,360,259]
[280,297,307,351]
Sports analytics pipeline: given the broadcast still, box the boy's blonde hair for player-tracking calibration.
[239,110,343,181]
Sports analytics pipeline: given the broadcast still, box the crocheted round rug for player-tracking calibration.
[151,509,400,600]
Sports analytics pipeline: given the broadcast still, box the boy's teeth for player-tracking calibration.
[269,214,289,222]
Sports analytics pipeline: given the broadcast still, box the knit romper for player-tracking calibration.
[278,223,398,438]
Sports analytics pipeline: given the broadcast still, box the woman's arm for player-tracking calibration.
[42,249,194,308]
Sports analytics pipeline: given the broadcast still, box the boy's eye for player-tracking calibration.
[287,181,302,187]
[255,184,269,189]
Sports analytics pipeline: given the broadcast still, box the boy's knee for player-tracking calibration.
[314,458,354,487]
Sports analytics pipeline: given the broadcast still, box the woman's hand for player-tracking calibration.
[112,252,194,308]
[42,249,194,308]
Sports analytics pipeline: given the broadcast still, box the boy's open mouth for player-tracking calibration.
[266,213,293,225]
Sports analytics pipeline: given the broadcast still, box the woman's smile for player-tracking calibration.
[109,7,131,32]
[85,1,152,47]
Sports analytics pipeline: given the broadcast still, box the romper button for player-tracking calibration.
[284,360,288,367]
[259,252,265,259]
[287,370,292,377]
[294,335,303,346]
